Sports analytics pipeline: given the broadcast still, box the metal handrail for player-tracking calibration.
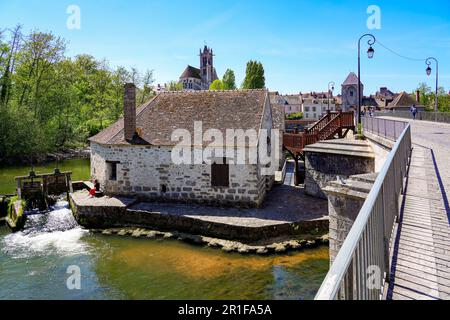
[362,117,408,141]
[315,123,411,300]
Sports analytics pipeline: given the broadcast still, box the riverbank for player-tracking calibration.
[91,227,329,255]
[0,148,90,167]
[70,184,329,244]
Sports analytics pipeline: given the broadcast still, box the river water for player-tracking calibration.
[0,160,329,300]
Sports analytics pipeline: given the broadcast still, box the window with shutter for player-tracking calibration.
[211,158,229,187]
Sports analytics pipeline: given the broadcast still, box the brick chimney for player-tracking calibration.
[124,83,136,142]
[416,90,421,103]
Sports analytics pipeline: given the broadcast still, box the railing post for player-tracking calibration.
[380,184,391,284]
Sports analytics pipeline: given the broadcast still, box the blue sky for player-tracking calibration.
[1,0,449,94]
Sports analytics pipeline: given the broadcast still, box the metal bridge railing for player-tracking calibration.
[315,123,411,300]
[362,116,408,141]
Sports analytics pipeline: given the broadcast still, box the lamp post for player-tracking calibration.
[328,81,335,112]
[425,57,439,113]
[357,34,376,126]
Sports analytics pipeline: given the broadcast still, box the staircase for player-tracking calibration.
[283,111,355,156]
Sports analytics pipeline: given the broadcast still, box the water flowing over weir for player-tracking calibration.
[2,199,90,259]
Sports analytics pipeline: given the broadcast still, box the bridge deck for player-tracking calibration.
[384,118,450,300]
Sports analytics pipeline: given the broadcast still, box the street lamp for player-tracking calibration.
[328,81,335,111]
[357,34,376,126]
[425,57,439,113]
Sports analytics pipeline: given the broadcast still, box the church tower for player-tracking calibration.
[200,46,214,89]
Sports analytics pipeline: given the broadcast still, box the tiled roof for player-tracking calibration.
[387,91,420,109]
[271,104,285,131]
[90,90,268,146]
[180,65,201,79]
[342,72,360,86]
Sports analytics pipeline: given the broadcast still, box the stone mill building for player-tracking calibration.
[89,85,277,207]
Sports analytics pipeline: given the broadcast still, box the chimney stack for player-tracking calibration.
[124,83,136,142]
[416,90,420,103]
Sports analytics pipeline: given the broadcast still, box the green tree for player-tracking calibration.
[167,81,183,91]
[222,69,236,90]
[415,83,450,112]
[209,79,224,90]
[0,26,157,164]
[242,60,265,89]
[287,112,303,120]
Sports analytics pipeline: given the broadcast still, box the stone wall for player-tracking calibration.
[364,131,395,172]
[305,152,375,199]
[91,143,268,207]
[69,192,328,242]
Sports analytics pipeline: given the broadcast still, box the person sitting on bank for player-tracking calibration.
[89,179,101,197]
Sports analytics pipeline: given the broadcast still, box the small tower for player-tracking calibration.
[341,72,363,112]
[200,45,214,89]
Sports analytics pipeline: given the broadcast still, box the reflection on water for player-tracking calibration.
[0,201,329,300]
[0,158,90,195]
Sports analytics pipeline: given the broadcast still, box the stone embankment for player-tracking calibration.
[91,227,329,255]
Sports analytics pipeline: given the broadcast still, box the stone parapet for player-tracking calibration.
[304,139,375,199]
[323,173,378,264]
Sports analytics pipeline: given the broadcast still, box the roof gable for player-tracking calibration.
[180,65,201,80]
[388,91,419,108]
[342,72,360,86]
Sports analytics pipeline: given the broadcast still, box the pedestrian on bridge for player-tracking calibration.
[410,104,417,120]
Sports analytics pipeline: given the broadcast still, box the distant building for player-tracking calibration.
[270,91,337,120]
[370,87,398,109]
[179,46,219,90]
[301,92,337,120]
[341,72,363,112]
[269,93,302,115]
[387,91,425,111]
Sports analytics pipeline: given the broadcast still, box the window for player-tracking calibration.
[211,158,229,187]
[305,107,310,112]
[312,107,316,112]
[350,90,354,97]
[106,161,120,181]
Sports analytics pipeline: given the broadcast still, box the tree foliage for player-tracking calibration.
[0,26,155,164]
[242,60,265,89]
[286,112,303,120]
[222,69,236,90]
[415,82,450,112]
[166,81,183,91]
[209,79,224,90]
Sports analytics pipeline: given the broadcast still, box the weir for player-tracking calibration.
[4,169,73,231]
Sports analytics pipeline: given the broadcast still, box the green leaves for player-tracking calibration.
[242,60,265,89]
[222,69,236,90]
[209,79,224,90]
[0,27,155,164]
[287,112,303,120]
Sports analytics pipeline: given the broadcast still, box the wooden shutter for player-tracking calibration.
[211,160,229,187]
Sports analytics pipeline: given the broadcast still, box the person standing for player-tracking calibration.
[410,104,417,120]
